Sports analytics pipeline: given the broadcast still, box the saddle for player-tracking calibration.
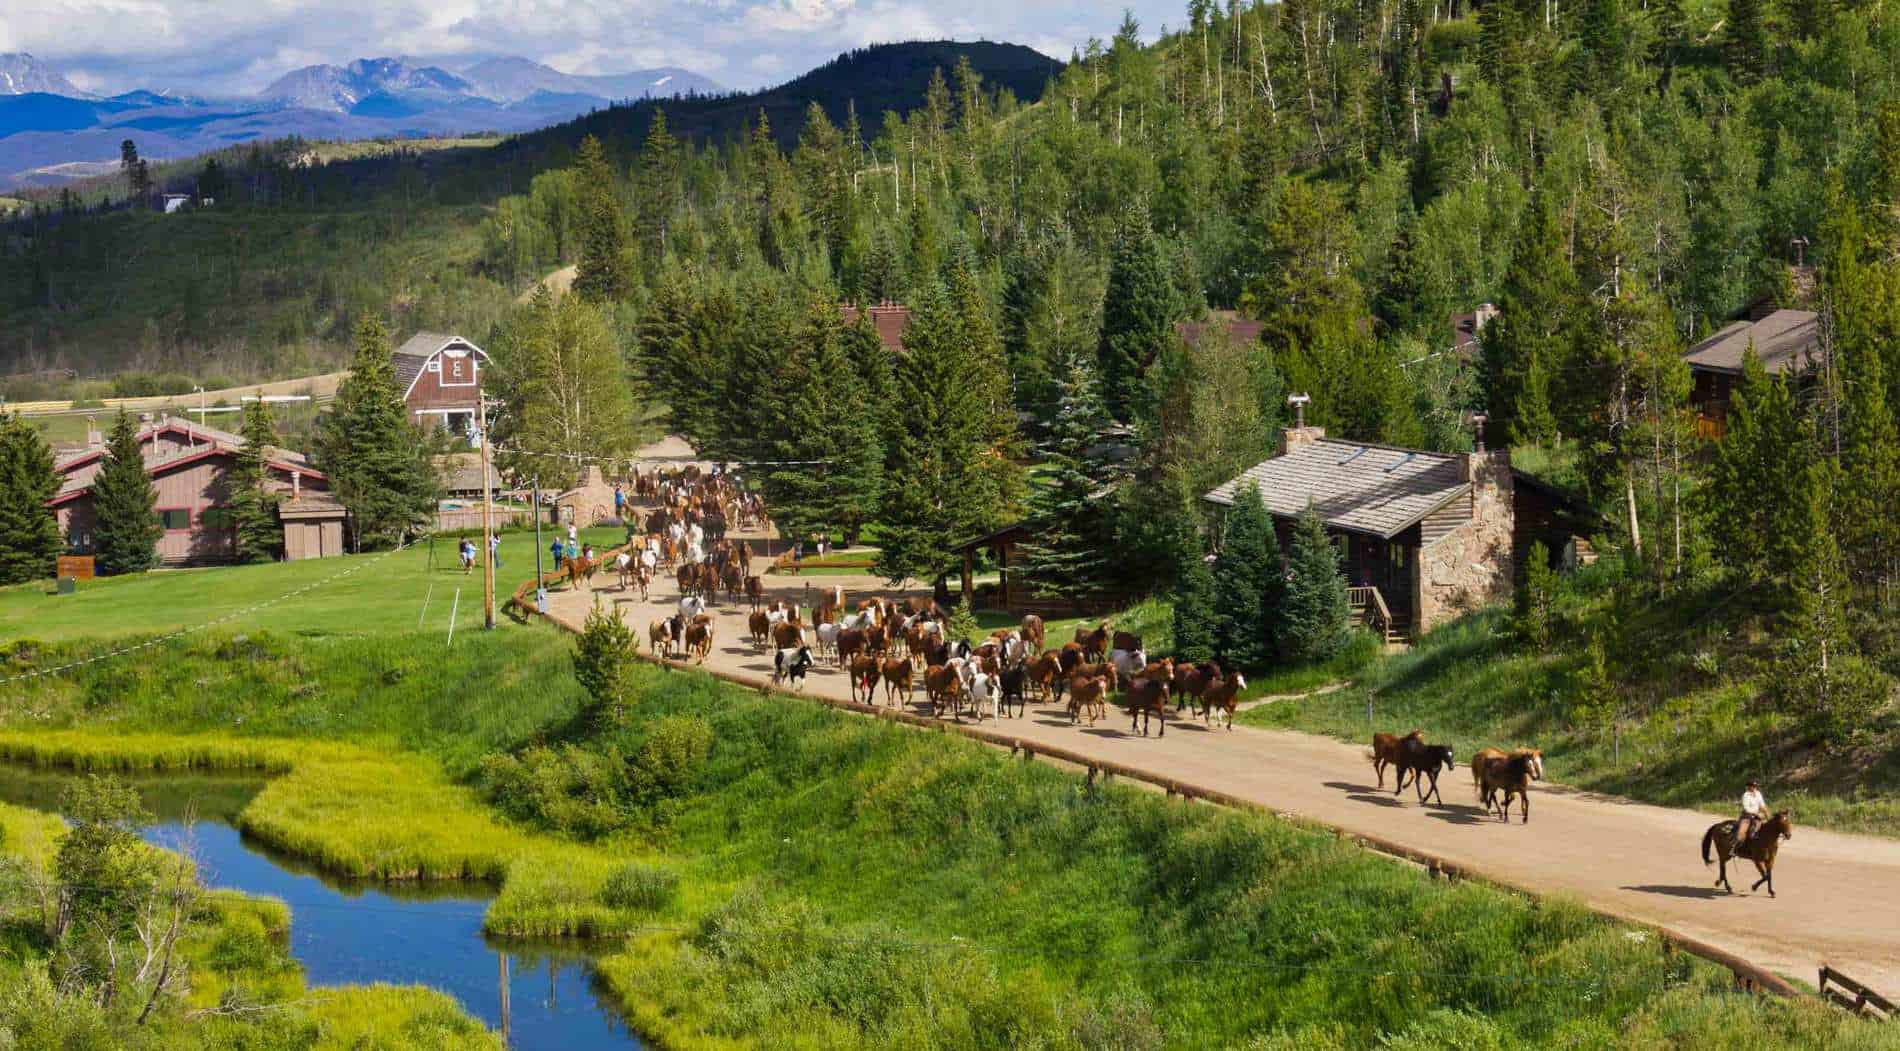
[1726,821,1759,860]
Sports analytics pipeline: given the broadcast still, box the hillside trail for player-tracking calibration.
[7,372,347,417]
[519,265,578,303]
[539,519,1900,997]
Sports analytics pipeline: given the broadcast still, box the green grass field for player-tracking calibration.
[0,524,624,644]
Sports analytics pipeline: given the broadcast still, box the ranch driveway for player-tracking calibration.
[542,567,1900,998]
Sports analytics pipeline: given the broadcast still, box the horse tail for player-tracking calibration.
[1701,825,1716,866]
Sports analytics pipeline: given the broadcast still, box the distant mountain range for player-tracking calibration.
[0,52,721,189]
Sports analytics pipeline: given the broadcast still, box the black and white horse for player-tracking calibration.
[773,645,815,689]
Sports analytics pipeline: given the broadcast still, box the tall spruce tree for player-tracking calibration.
[315,318,438,549]
[760,297,885,545]
[1482,190,1571,446]
[1278,506,1351,663]
[1211,483,1277,670]
[573,135,635,303]
[1098,216,1174,423]
[1015,352,1116,610]
[1706,346,1810,587]
[874,279,1023,588]
[89,411,159,575]
[0,411,62,584]
[228,399,284,563]
[1171,538,1220,664]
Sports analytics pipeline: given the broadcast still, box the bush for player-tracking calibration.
[628,715,712,806]
[600,862,679,912]
[478,744,632,840]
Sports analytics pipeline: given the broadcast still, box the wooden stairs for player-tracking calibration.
[1346,586,1410,645]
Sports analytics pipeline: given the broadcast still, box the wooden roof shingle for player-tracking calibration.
[1204,439,1469,539]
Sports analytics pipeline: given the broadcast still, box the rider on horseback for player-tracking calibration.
[1736,779,1766,857]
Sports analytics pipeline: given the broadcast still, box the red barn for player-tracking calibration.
[393,332,488,444]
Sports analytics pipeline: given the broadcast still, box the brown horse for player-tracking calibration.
[1473,751,1540,823]
[683,619,714,664]
[747,610,771,650]
[1073,622,1109,663]
[565,555,597,591]
[745,575,764,610]
[880,657,913,707]
[1702,812,1793,897]
[1019,614,1045,654]
[1370,730,1424,789]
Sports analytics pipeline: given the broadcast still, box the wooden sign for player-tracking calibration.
[56,555,95,580]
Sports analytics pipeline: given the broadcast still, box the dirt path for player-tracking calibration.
[542,560,1900,997]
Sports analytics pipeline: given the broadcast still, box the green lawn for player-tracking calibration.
[0,525,624,644]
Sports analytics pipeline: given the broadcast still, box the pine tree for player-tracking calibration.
[89,411,159,575]
[760,296,885,546]
[1098,215,1174,423]
[573,601,640,727]
[874,279,1024,588]
[1211,483,1277,670]
[1015,352,1116,610]
[1171,538,1220,664]
[228,399,284,563]
[572,136,635,302]
[1483,190,1572,446]
[1705,346,1807,585]
[0,411,63,585]
[1514,541,1558,650]
[1278,506,1351,663]
[315,317,439,549]
[1725,0,1770,85]
[1825,205,1900,602]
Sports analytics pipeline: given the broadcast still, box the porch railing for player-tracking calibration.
[1346,585,1397,641]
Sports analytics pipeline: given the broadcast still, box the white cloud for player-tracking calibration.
[5,0,1178,96]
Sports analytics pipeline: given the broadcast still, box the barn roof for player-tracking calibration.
[1204,439,1470,539]
[1176,310,1264,348]
[1682,309,1818,376]
[392,332,487,395]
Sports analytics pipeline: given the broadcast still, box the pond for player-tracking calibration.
[0,765,645,1050]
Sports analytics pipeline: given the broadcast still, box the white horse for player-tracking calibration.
[679,595,707,622]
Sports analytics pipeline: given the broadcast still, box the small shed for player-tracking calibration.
[951,521,1033,609]
[281,495,348,559]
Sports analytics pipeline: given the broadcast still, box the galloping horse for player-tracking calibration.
[1702,811,1793,897]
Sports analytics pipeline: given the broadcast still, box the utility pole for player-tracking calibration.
[480,396,496,630]
[532,476,546,614]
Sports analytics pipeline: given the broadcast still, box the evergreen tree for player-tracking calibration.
[89,411,159,575]
[1171,539,1220,664]
[1514,541,1558,650]
[228,399,284,563]
[1482,190,1571,446]
[1277,506,1351,663]
[1705,346,1809,586]
[573,601,640,727]
[874,280,1024,588]
[1015,352,1116,610]
[0,411,62,585]
[760,296,885,546]
[1211,483,1277,670]
[1825,206,1900,601]
[1725,0,1770,84]
[1098,215,1174,423]
[315,317,439,549]
[572,136,635,302]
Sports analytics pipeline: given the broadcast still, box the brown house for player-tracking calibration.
[1682,309,1819,434]
[1204,426,1589,639]
[394,332,488,443]
[51,417,342,565]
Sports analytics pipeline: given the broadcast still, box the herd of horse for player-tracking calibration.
[574,468,1798,900]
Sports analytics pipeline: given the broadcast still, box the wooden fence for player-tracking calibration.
[1821,966,1895,1021]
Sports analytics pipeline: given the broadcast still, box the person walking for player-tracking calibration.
[459,538,475,574]
[488,534,501,568]
[614,484,625,520]
[550,537,565,570]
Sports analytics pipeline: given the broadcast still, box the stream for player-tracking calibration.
[0,765,645,1050]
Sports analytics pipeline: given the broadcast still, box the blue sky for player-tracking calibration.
[3,1,1184,97]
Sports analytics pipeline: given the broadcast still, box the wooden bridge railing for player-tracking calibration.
[1821,965,1896,1021]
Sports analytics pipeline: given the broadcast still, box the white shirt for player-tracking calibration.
[567,525,578,542]
[1741,788,1766,817]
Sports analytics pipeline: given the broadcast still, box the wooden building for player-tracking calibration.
[1205,425,1590,639]
[1682,309,1819,436]
[50,417,341,565]
[394,332,488,443]
[839,302,912,353]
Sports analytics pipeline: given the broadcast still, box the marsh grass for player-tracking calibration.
[7,624,1897,1047]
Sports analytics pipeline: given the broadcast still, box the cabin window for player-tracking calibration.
[199,507,236,530]
[157,508,191,531]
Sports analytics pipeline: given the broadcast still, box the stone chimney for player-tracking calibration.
[1281,393,1324,455]
[84,416,103,450]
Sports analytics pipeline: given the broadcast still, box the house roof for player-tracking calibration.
[840,302,912,353]
[951,520,1036,554]
[1204,439,1471,539]
[1176,310,1265,348]
[50,420,325,506]
[436,452,501,493]
[392,332,487,397]
[1682,309,1818,376]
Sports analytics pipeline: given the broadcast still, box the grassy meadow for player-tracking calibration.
[0,524,624,644]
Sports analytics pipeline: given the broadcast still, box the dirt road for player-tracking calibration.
[543,555,1900,996]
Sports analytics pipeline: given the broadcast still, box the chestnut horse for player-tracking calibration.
[1702,811,1793,897]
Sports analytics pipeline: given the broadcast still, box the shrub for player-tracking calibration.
[629,715,712,806]
[600,862,679,912]
[478,744,631,840]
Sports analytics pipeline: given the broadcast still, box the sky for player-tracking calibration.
[2,0,1183,97]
